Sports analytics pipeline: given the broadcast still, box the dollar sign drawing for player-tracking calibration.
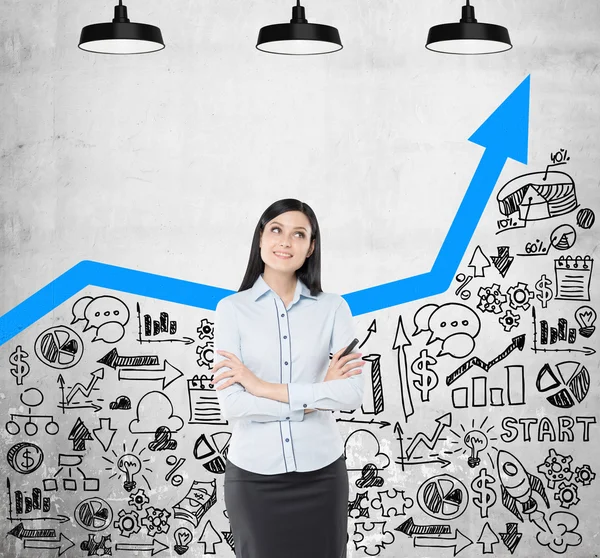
[471,467,497,518]
[535,274,553,309]
[9,345,30,385]
[410,349,438,402]
[20,448,35,470]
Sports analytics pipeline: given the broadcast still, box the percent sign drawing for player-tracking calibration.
[165,455,185,487]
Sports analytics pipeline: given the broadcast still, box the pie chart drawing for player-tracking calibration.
[74,497,113,532]
[417,474,468,520]
[536,361,590,408]
[34,326,84,369]
[550,224,577,251]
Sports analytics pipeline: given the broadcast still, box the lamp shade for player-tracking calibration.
[426,2,511,55]
[257,2,342,55]
[79,1,165,55]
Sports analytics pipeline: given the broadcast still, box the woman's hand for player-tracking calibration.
[324,345,365,382]
[212,350,268,397]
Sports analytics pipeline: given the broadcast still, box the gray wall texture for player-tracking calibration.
[1,0,599,556]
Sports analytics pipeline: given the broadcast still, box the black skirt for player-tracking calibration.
[224,454,349,558]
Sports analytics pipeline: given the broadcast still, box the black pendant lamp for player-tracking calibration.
[257,1,342,55]
[79,0,165,55]
[426,1,512,55]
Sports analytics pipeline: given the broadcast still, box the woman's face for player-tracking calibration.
[259,211,315,273]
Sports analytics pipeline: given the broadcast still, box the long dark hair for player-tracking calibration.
[238,198,323,296]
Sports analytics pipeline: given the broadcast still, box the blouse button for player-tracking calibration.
[283,335,287,339]
[285,438,289,442]
[303,404,307,408]
[284,361,288,365]
[280,313,285,317]
[286,417,290,420]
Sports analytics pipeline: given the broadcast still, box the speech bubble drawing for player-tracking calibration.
[438,332,475,358]
[413,304,438,336]
[427,303,481,344]
[93,321,125,343]
[83,296,130,331]
[71,296,93,324]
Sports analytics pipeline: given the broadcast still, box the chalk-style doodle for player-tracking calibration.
[196,334,214,369]
[114,539,169,555]
[74,497,113,531]
[92,417,118,452]
[547,147,570,170]
[109,395,132,410]
[576,207,595,229]
[21,533,75,556]
[395,422,451,469]
[499,523,522,554]
[574,464,596,486]
[416,474,468,520]
[413,303,481,358]
[404,412,452,460]
[534,274,553,308]
[352,353,381,417]
[130,391,184,434]
[344,429,390,474]
[550,223,577,251]
[454,273,472,300]
[498,309,520,332]
[66,368,105,405]
[348,491,370,519]
[72,295,130,343]
[506,281,534,311]
[490,246,514,277]
[173,479,217,528]
[477,283,507,314]
[197,317,214,342]
[410,349,438,402]
[56,369,105,414]
[6,478,69,523]
[140,506,171,536]
[449,419,499,469]
[477,522,499,554]
[471,468,497,518]
[371,488,413,517]
[173,527,192,555]
[413,529,473,556]
[554,482,580,509]
[554,255,593,301]
[518,237,550,257]
[352,521,394,555]
[98,347,158,368]
[8,522,56,540]
[80,534,112,556]
[6,387,59,435]
[187,374,224,424]
[496,170,578,234]
[135,302,194,345]
[128,488,150,511]
[536,511,582,553]
[446,334,525,386]
[537,448,574,489]
[396,517,451,537]
[497,450,549,522]
[501,416,596,443]
[9,345,30,385]
[68,418,93,451]
[7,442,44,474]
[34,326,84,369]
[148,426,178,451]
[106,440,152,492]
[468,245,491,277]
[574,305,596,338]
[113,509,141,537]
[197,519,223,554]
[392,316,414,421]
[531,307,595,355]
[53,454,100,491]
[193,431,231,474]
[536,361,590,408]
[164,454,185,486]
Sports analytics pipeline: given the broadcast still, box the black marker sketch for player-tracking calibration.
[196,317,215,369]
[114,539,169,555]
[109,395,131,410]
[173,527,192,555]
[98,347,158,367]
[416,474,468,520]
[65,368,104,406]
[197,519,223,554]
[130,391,184,434]
[72,295,130,343]
[446,335,525,386]
[344,429,390,474]
[9,345,30,385]
[113,509,142,537]
[491,246,514,277]
[396,517,451,537]
[394,422,451,469]
[574,305,596,338]
[6,478,69,524]
[518,237,550,257]
[501,416,596,443]
[7,442,44,474]
[554,481,580,509]
[468,245,491,277]
[352,521,394,555]
[534,274,553,308]
[477,522,499,554]
[74,497,113,531]
[574,464,596,486]
[68,418,93,451]
[477,283,507,314]
[536,361,590,408]
[537,448,574,489]
[576,207,595,229]
[128,487,150,510]
[499,523,522,554]
[6,387,59,435]
[506,281,534,311]
[148,426,178,451]
[554,255,593,301]
[531,307,595,356]
[21,533,75,556]
[414,529,472,556]
[8,522,56,540]
[410,349,438,402]
[92,417,117,452]
[135,302,194,345]
[371,488,413,517]
[348,491,370,519]
[34,326,84,369]
[105,440,152,492]
[550,224,577,251]
[454,273,472,300]
[80,534,112,556]
[413,303,481,358]
[173,479,217,528]
[404,412,452,460]
[187,374,225,424]
[164,454,185,486]
[140,506,171,536]
[193,431,231,474]
[536,511,582,553]
[546,147,570,172]
[471,468,496,518]
[392,316,414,421]
[498,309,520,332]
[449,419,499,470]
[53,454,100,492]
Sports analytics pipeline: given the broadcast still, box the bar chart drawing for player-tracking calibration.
[136,302,194,344]
[452,365,525,409]
[531,307,596,356]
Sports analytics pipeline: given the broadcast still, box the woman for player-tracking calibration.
[211,198,366,558]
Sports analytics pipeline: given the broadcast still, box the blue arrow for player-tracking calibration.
[0,76,530,347]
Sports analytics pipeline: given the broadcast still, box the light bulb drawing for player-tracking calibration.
[574,306,597,338]
[117,453,142,492]
[174,527,193,554]
[464,430,488,468]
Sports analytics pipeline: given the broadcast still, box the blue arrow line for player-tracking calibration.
[0,76,530,346]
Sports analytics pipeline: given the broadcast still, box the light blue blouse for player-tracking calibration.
[212,273,364,474]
